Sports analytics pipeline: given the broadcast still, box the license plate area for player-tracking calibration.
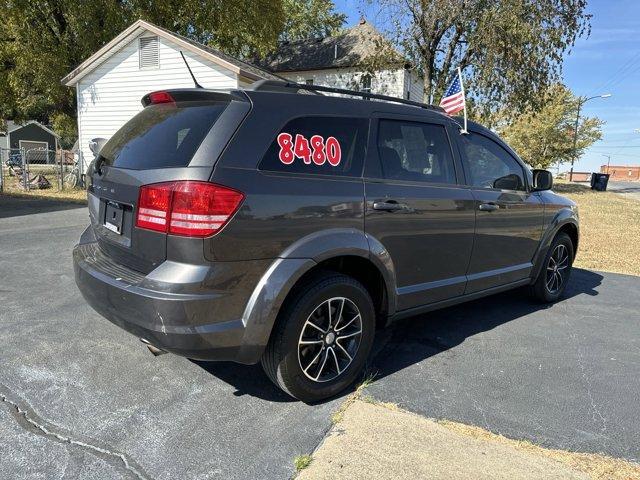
[104,201,124,235]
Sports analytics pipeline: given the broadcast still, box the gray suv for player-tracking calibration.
[73,82,579,402]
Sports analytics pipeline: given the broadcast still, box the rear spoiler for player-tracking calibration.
[141,89,246,107]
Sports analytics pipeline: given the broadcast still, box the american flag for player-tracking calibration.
[439,72,465,115]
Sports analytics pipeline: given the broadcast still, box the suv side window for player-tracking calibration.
[260,116,368,176]
[376,120,456,184]
[459,132,526,191]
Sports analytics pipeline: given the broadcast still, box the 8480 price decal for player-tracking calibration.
[277,133,342,166]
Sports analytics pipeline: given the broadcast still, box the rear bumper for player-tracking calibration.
[72,229,271,364]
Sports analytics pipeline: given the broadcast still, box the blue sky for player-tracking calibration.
[334,0,640,172]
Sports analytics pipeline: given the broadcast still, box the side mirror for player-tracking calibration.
[532,169,553,191]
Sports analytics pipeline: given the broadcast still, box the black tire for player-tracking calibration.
[531,233,574,302]
[261,272,376,402]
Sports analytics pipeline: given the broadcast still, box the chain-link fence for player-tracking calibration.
[0,147,82,194]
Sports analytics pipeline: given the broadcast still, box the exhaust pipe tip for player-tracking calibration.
[140,338,167,356]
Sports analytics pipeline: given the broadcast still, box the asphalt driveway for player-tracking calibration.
[1,196,639,478]
[0,197,341,480]
[366,267,640,461]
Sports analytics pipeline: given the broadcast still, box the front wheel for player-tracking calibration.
[261,273,375,402]
[531,232,574,302]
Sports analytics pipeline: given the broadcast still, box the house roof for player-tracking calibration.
[255,19,406,73]
[61,20,281,86]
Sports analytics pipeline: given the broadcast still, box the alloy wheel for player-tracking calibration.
[546,244,570,294]
[297,297,363,383]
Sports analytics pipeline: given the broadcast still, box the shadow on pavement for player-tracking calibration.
[367,268,603,383]
[194,268,603,403]
[0,195,85,219]
[191,361,297,403]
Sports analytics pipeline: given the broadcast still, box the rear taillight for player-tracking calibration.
[136,183,172,232]
[136,181,244,237]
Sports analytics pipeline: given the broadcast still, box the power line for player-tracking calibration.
[587,49,640,96]
[597,62,640,95]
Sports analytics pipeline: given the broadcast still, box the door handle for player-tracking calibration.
[478,202,499,212]
[373,201,406,212]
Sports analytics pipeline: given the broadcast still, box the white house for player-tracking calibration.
[257,19,424,102]
[61,20,280,167]
[62,19,424,169]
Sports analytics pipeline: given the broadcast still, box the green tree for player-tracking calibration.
[280,0,346,41]
[366,0,590,113]
[497,85,603,170]
[0,0,286,138]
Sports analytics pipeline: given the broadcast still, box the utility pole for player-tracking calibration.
[601,154,611,174]
[569,93,612,182]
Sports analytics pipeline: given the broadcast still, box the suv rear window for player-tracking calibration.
[97,101,229,169]
[260,116,369,176]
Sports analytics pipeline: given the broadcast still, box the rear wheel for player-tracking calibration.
[261,273,375,402]
[531,233,574,302]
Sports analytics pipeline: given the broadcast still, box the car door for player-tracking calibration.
[364,115,476,311]
[457,130,544,293]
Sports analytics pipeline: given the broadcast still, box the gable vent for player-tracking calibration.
[139,36,159,69]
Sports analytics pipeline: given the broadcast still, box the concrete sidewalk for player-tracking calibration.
[298,400,639,480]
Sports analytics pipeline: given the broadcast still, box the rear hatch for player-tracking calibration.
[87,89,249,273]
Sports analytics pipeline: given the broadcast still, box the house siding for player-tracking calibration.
[405,71,425,102]
[76,33,238,168]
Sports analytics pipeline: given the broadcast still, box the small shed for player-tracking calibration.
[4,120,60,163]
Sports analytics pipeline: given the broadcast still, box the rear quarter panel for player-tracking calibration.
[205,167,365,261]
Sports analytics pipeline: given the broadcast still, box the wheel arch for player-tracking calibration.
[530,208,579,283]
[239,229,398,362]
[557,222,579,258]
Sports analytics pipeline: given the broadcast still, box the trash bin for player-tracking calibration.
[590,173,610,191]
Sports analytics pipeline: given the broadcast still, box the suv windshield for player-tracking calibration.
[97,100,229,170]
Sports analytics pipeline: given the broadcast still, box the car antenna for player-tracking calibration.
[180,51,203,89]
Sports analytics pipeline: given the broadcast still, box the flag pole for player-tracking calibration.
[457,66,468,134]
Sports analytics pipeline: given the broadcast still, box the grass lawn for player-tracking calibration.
[554,182,640,276]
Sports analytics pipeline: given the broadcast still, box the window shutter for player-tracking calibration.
[139,36,159,69]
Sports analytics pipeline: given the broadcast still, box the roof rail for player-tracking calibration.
[247,79,323,95]
[247,80,445,112]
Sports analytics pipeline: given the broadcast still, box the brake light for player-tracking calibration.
[136,182,244,237]
[148,91,175,105]
[136,183,172,232]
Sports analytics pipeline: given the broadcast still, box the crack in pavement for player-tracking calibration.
[570,333,608,436]
[1,387,151,480]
